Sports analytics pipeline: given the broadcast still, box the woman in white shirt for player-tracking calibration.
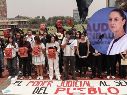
[32,36,45,80]
[107,8,127,55]
[46,35,61,80]
[106,8,127,79]
[5,36,18,79]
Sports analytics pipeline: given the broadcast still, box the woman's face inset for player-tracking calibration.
[108,11,126,34]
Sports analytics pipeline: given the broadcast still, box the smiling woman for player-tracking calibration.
[107,8,127,55]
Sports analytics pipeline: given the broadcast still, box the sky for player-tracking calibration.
[6,0,107,18]
[7,0,77,18]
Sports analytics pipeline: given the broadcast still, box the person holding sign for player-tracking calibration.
[107,8,127,55]
[46,35,61,80]
[5,36,18,79]
[18,36,32,80]
[32,36,45,80]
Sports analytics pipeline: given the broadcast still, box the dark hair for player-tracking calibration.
[19,35,26,47]
[34,36,41,45]
[110,8,126,31]
[76,31,81,39]
[27,28,32,31]
[81,32,87,37]
[66,30,73,35]
[7,36,15,46]
[46,34,57,43]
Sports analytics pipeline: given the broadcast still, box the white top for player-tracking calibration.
[107,34,127,55]
[5,43,18,58]
[46,41,60,56]
[26,35,35,46]
[61,37,77,56]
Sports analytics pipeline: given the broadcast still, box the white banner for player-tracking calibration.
[2,80,127,95]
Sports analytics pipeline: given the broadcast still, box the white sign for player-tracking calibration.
[2,80,127,95]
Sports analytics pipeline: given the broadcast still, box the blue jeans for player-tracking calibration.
[0,49,3,75]
[7,57,17,77]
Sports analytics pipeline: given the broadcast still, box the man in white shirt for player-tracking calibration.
[26,29,35,46]
[61,31,77,80]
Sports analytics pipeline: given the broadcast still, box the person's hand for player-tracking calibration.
[11,46,14,48]
[78,54,81,58]
[81,56,87,58]
[66,39,69,44]
[123,57,126,60]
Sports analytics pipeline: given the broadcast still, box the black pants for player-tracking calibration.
[106,55,116,76]
[78,58,87,76]
[63,56,76,79]
[75,54,80,71]
[120,65,127,78]
[115,54,121,75]
[18,57,23,72]
[59,49,63,73]
[91,55,102,76]
[20,57,31,76]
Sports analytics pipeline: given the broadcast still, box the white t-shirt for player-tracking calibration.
[107,34,127,55]
[26,35,35,46]
[61,37,77,56]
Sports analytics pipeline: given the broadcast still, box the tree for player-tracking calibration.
[41,16,46,22]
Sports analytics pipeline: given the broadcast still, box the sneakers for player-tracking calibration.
[18,71,22,74]
[50,77,53,80]
[107,76,110,79]
[111,76,115,79]
[40,76,43,80]
[20,76,24,80]
[37,76,43,80]
[36,76,40,80]
[14,76,18,80]
[107,76,115,79]
[57,77,61,81]
[28,76,32,80]
[11,77,16,84]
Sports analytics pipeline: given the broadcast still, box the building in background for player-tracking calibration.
[0,0,7,19]
[107,0,127,7]
[73,9,80,22]
[0,18,29,29]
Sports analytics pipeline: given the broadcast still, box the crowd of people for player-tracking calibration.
[0,8,127,80]
[0,26,126,81]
